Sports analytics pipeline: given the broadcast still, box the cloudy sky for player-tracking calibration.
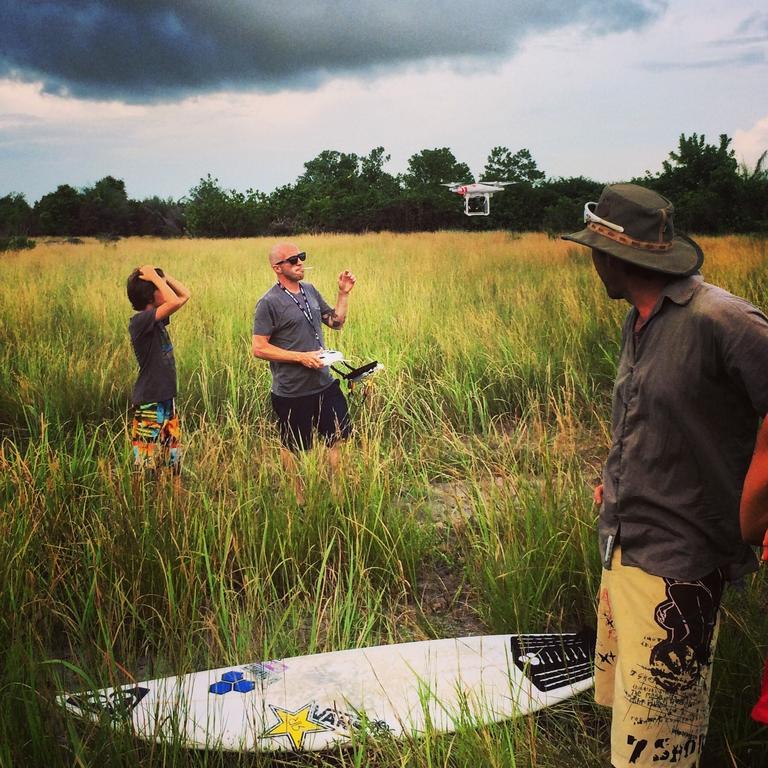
[1,0,767,203]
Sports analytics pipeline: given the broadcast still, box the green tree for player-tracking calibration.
[271,147,404,233]
[239,189,271,236]
[185,176,269,237]
[34,184,83,236]
[643,133,742,233]
[356,147,403,231]
[293,150,363,232]
[402,148,471,189]
[360,146,391,184]
[481,147,544,185]
[401,148,472,230]
[737,150,768,232]
[537,176,604,234]
[479,148,547,230]
[299,150,360,189]
[0,193,32,236]
[130,196,186,237]
[79,176,131,235]
[185,175,235,237]
[265,183,304,235]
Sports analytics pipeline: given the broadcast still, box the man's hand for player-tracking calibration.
[322,272,355,329]
[594,484,604,505]
[338,270,356,294]
[297,350,326,369]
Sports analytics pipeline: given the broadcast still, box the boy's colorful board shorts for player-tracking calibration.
[131,399,181,474]
[595,546,723,768]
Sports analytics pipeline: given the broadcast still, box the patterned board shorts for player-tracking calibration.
[595,546,724,768]
[131,399,181,474]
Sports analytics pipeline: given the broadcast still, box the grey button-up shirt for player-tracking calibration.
[600,275,768,580]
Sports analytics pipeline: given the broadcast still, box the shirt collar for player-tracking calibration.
[634,274,702,331]
[662,274,702,306]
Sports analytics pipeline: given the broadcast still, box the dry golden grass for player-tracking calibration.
[0,231,766,767]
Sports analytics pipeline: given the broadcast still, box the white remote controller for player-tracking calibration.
[318,349,345,366]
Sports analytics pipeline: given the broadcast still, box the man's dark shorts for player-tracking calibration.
[271,380,351,452]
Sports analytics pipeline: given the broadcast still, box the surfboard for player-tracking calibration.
[58,632,594,752]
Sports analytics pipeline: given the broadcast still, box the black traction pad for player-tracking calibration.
[66,686,150,721]
[510,630,595,692]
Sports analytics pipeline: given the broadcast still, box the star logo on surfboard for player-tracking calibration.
[263,703,330,749]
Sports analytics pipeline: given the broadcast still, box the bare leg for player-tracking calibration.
[172,470,183,497]
[328,441,344,503]
[131,470,143,507]
[280,446,305,506]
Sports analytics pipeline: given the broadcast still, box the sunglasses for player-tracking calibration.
[584,202,625,233]
[276,252,307,266]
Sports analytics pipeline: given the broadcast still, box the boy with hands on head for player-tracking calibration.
[126,264,191,490]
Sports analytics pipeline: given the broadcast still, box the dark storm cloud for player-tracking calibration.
[0,0,663,102]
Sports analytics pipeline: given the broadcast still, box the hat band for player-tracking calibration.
[587,222,672,252]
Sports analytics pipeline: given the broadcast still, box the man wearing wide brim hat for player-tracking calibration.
[563,183,768,768]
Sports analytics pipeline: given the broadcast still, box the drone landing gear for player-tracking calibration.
[464,193,491,216]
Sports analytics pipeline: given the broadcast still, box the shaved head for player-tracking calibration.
[269,242,301,266]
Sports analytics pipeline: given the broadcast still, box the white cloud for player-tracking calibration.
[733,117,768,169]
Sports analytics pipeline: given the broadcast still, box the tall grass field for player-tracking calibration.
[0,231,766,767]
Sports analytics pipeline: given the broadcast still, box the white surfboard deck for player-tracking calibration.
[59,633,594,752]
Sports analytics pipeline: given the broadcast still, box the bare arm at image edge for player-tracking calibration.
[740,416,768,547]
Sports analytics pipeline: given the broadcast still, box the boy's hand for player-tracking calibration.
[138,265,161,282]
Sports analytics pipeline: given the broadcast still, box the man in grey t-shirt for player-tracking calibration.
[252,242,356,505]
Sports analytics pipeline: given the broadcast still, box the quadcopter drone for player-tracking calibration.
[442,180,514,216]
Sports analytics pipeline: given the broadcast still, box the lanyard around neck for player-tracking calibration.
[279,282,321,346]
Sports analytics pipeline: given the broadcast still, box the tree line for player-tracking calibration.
[1,134,767,247]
